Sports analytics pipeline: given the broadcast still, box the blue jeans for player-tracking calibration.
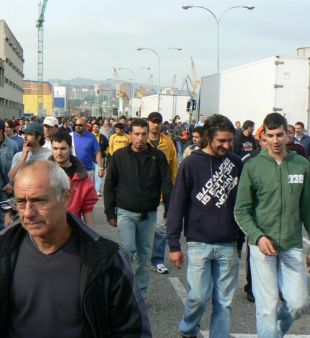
[250,245,308,338]
[180,242,239,338]
[176,141,187,163]
[93,162,102,193]
[117,208,156,297]
[151,203,166,266]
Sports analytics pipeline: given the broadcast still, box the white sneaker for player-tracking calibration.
[151,263,169,274]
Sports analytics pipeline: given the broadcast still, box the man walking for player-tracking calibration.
[70,117,104,177]
[147,112,178,274]
[233,120,257,158]
[167,114,243,338]
[9,123,51,183]
[104,118,172,297]
[0,160,151,337]
[235,113,310,338]
[50,131,98,227]
[43,116,59,150]
[0,119,19,227]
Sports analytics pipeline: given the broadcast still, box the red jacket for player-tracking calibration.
[68,172,98,218]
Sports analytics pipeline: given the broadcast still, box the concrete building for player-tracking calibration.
[23,80,53,116]
[0,20,24,118]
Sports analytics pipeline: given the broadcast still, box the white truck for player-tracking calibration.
[199,56,310,130]
[132,93,191,122]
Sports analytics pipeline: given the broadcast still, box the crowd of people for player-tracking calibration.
[0,111,309,338]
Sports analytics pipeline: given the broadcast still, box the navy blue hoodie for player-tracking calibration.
[167,149,244,252]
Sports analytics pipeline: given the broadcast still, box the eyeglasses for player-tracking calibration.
[75,124,84,127]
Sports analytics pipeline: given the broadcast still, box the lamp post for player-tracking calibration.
[182,5,254,73]
[137,47,182,111]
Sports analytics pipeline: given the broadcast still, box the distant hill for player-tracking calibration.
[48,77,98,86]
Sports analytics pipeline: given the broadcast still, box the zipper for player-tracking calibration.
[83,282,97,338]
[279,164,282,248]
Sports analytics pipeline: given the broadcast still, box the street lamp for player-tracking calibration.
[137,48,182,111]
[182,5,254,73]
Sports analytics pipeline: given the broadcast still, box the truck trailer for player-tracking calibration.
[199,56,310,130]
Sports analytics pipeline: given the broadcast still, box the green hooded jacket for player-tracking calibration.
[234,149,310,250]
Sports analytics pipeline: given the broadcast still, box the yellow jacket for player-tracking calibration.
[109,133,130,155]
[148,133,178,184]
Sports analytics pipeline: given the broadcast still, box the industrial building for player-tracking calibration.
[0,20,24,118]
[53,85,67,116]
[23,80,53,116]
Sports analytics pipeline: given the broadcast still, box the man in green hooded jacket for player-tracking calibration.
[234,112,310,338]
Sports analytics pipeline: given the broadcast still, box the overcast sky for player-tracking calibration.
[1,0,309,87]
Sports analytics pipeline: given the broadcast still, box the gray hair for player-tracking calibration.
[15,160,70,201]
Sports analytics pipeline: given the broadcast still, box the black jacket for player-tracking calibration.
[167,149,244,252]
[0,213,151,338]
[104,144,172,220]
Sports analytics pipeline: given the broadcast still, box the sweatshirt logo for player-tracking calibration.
[288,175,304,184]
[196,158,238,208]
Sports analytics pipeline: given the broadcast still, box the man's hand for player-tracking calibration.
[98,168,104,177]
[169,251,184,269]
[2,182,13,194]
[257,236,277,256]
[306,255,310,273]
[21,140,31,160]
[108,218,117,227]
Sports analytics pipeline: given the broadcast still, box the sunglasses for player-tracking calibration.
[75,124,84,127]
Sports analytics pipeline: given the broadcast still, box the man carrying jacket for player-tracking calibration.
[167,114,243,338]
[104,118,172,297]
[235,113,310,338]
[0,160,151,338]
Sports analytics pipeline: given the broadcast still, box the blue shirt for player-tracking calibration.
[71,131,100,171]
[0,136,19,186]
[11,134,24,152]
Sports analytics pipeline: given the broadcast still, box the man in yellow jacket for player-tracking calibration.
[108,123,130,155]
[147,112,178,274]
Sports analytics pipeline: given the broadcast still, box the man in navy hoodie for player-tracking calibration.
[167,114,243,338]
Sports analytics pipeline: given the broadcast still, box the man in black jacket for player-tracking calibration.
[233,119,257,158]
[0,160,151,338]
[167,115,243,338]
[104,118,172,297]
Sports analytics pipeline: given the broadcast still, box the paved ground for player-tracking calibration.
[94,198,310,338]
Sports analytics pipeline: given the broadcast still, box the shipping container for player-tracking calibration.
[199,56,310,130]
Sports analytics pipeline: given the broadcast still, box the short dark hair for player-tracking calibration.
[6,119,15,129]
[130,118,149,132]
[263,113,287,131]
[242,120,255,130]
[295,121,304,129]
[51,131,72,147]
[203,114,235,141]
[114,123,124,130]
[192,126,204,137]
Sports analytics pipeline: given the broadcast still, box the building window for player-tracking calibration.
[0,67,4,87]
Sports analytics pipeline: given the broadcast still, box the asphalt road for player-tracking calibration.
[94,198,310,338]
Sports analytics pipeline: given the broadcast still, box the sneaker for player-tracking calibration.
[151,263,169,274]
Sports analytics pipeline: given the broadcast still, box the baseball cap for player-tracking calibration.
[22,123,44,135]
[43,116,58,127]
[148,112,163,123]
